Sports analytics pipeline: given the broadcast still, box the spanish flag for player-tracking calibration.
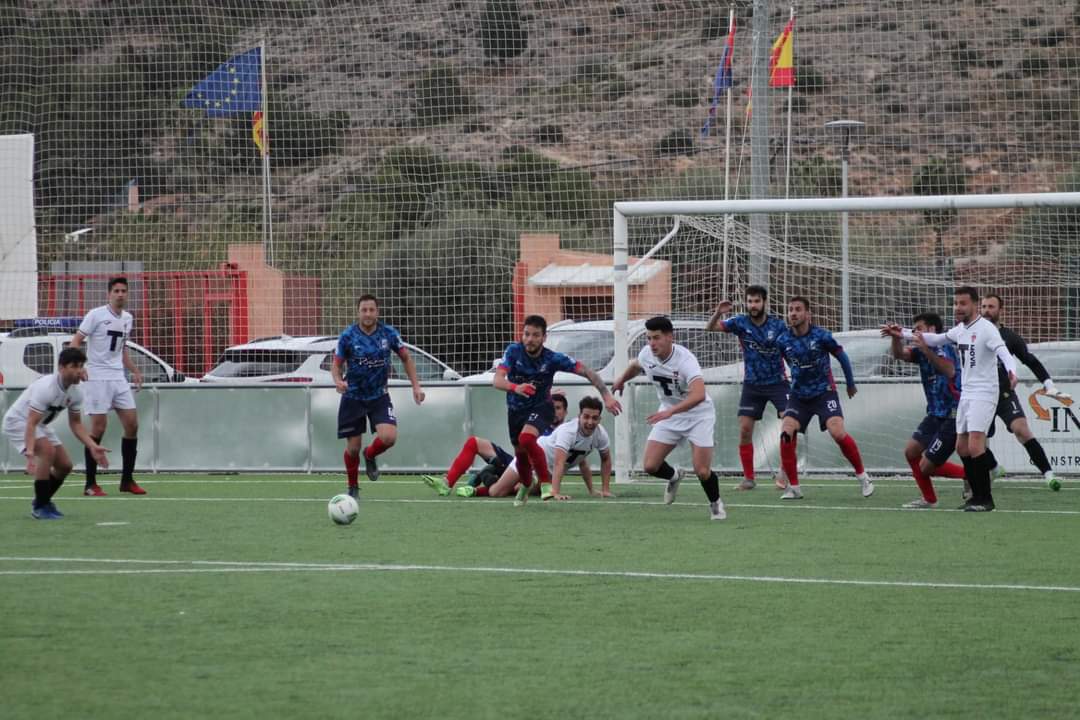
[769,18,795,88]
[252,110,268,156]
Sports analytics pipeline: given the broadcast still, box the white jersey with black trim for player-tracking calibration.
[945,317,1008,403]
[3,373,82,428]
[538,417,610,468]
[78,305,133,381]
[637,343,715,417]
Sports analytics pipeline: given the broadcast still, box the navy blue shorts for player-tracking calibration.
[337,393,397,438]
[491,443,515,468]
[507,402,555,445]
[783,390,843,432]
[913,414,958,466]
[738,382,790,420]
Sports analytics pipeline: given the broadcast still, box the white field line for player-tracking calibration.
[0,555,1076,592]
[0,494,1076,516]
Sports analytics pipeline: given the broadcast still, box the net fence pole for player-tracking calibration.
[613,208,631,484]
[749,0,771,286]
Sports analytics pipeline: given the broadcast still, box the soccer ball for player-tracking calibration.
[327,494,359,525]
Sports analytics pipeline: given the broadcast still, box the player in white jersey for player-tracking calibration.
[612,316,726,521]
[489,396,613,503]
[70,276,145,496]
[2,348,109,519]
[883,286,1017,512]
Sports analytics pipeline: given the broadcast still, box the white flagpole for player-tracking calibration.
[260,39,273,265]
[721,6,735,304]
[782,6,795,246]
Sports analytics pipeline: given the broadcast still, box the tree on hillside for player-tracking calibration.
[479,0,528,61]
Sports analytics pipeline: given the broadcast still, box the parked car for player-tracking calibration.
[0,320,190,387]
[199,335,462,384]
[461,317,743,385]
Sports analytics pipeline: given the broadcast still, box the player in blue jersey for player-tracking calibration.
[331,295,426,498]
[707,285,791,490]
[494,314,621,501]
[885,312,966,508]
[776,296,873,499]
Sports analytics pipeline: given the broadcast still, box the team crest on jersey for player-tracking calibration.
[380,339,389,349]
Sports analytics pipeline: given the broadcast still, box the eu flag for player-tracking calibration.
[182,48,262,117]
[701,24,735,138]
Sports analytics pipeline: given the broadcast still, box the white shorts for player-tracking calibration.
[647,411,715,448]
[3,418,61,456]
[82,379,137,414]
[955,397,996,435]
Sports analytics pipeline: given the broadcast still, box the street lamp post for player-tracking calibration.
[825,120,864,332]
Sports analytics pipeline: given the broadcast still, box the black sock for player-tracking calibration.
[700,472,721,503]
[33,479,51,507]
[972,453,992,504]
[49,472,64,497]
[652,462,676,481]
[121,437,138,485]
[960,456,973,484]
[984,448,997,470]
[1023,438,1051,474]
[84,435,102,488]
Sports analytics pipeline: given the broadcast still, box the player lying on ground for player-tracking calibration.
[422,393,575,497]
[485,395,612,504]
[2,348,110,520]
[884,312,966,508]
[612,316,726,521]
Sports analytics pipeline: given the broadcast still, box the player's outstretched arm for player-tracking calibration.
[578,457,596,496]
[396,347,425,405]
[576,365,621,415]
[648,377,707,424]
[610,360,643,395]
[706,300,734,331]
[598,450,613,497]
[886,327,913,363]
[68,411,109,468]
[906,329,950,347]
[1004,329,1052,384]
[549,448,571,500]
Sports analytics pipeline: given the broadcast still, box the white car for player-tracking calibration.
[0,320,191,387]
[461,318,743,384]
[199,335,462,384]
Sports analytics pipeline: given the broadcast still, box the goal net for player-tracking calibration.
[613,194,1080,479]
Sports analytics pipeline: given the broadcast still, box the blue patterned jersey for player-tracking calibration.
[778,325,851,399]
[914,344,961,418]
[499,343,580,411]
[335,322,403,401]
[719,314,789,386]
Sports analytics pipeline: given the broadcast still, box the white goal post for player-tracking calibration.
[611,192,1080,483]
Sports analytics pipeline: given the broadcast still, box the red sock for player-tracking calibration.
[515,446,534,487]
[738,443,755,480]
[780,434,799,486]
[933,461,966,479]
[907,457,938,503]
[519,432,550,484]
[835,434,865,475]
[343,450,360,486]
[364,437,389,461]
[447,437,479,487]
[474,485,489,496]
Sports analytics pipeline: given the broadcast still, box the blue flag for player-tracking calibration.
[182,48,262,118]
[702,22,736,138]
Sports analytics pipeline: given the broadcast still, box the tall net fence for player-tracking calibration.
[2,0,1080,381]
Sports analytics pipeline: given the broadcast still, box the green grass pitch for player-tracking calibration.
[1,473,1079,719]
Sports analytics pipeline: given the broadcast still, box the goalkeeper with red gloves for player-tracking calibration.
[492,315,620,497]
